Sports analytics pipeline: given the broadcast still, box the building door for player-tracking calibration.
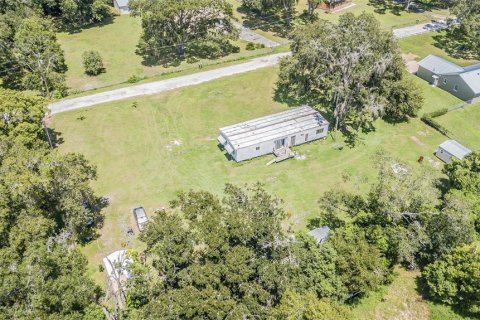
[290,136,296,146]
[274,138,285,149]
[305,134,309,142]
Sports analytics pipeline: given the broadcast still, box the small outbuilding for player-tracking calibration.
[435,139,472,163]
[113,0,130,15]
[308,226,331,245]
[218,106,329,162]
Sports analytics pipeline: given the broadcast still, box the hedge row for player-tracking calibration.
[420,108,451,136]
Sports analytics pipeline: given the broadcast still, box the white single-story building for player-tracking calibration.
[435,139,472,163]
[218,106,329,162]
[113,0,130,15]
[133,207,148,231]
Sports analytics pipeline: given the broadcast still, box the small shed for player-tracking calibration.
[308,226,331,245]
[113,0,130,15]
[435,139,472,163]
[218,106,329,162]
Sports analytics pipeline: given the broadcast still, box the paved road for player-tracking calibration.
[49,20,452,113]
[49,52,291,114]
[234,22,280,48]
[393,20,448,38]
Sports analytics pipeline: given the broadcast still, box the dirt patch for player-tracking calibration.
[410,136,425,146]
[403,53,420,74]
[425,156,442,169]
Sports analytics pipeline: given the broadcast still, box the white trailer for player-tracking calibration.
[218,106,329,162]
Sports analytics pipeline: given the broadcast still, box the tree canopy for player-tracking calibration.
[0,88,104,318]
[129,0,238,60]
[277,13,423,142]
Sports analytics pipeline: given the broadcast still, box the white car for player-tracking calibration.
[133,207,149,231]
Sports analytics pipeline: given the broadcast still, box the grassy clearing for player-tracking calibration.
[52,66,454,284]
[399,31,480,66]
[349,269,429,320]
[58,15,281,91]
[435,102,480,150]
[404,72,463,114]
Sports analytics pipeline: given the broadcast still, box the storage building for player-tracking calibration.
[218,106,329,162]
[435,139,472,163]
[113,0,130,14]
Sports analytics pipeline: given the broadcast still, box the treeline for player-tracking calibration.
[0,89,105,319]
[120,151,480,319]
[0,0,112,97]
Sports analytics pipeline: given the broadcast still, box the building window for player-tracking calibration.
[256,146,260,151]
[316,128,324,134]
[453,84,458,92]
[443,78,447,84]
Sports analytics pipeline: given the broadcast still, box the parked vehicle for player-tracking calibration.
[133,207,149,231]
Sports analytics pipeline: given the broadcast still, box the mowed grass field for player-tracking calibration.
[51,66,462,284]
[57,15,280,91]
[436,102,480,150]
[399,31,480,66]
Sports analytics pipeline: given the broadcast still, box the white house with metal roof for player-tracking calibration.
[417,55,480,102]
[113,0,130,14]
[435,139,472,163]
[218,106,329,162]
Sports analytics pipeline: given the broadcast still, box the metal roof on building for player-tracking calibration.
[115,0,129,7]
[419,55,480,95]
[308,226,331,244]
[438,139,472,160]
[418,55,463,74]
[219,106,328,149]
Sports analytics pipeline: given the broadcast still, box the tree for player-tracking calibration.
[242,0,298,25]
[277,13,421,142]
[0,13,23,89]
[270,290,349,320]
[82,50,105,76]
[60,0,111,28]
[444,152,480,194]
[129,0,238,59]
[0,89,46,148]
[423,244,480,312]
[13,17,67,97]
[0,89,103,318]
[448,0,480,58]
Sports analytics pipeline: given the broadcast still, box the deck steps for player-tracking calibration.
[267,147,295,165]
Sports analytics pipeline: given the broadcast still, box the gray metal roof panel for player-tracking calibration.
[418,55,463,74]
[439,140,472,160]
[115,0,129,6]
[460,69,480,94]
[220,106,328,149]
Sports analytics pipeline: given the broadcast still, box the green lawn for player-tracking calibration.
[435,102,480,150]
[57,15,281,91]
[52,66,454,284]
[399,31,480,67]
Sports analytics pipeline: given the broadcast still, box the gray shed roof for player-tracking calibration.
[419,55,463,74]
[115,0,129,7]
[438,140,472,160]
[460,68,480,94]
[308,226,331,244]
[219,106,328,149]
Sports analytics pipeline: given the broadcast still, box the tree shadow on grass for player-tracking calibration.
[137,40,240,68]
[415,275,479,319]
[367,0,407,16]
[432,30,479,61]
[60,15,116,34]
[236,5,291,38]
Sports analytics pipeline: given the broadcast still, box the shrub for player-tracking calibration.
[82,51,105,76]
[246,42,256,50]
[127,75,142,83]
[255,43,266,49]
[421,115,449,136]
[428,108,449,118]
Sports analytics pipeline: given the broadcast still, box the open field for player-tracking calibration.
[58,15,281,91]
[435,102,480,150]
[51,66,463,285]
[399,31,480,66]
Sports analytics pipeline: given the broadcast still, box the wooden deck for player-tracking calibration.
[267,146,295,165]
